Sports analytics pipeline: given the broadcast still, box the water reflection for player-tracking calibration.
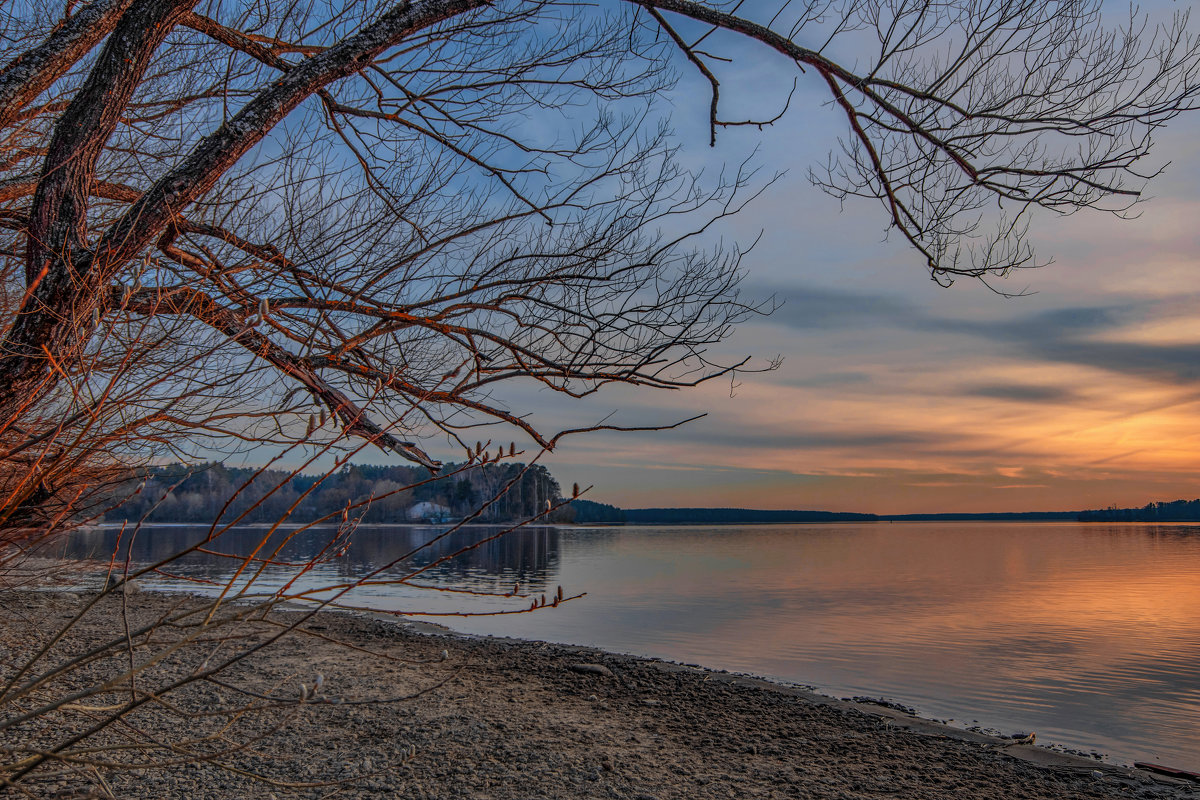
[56,521,1200,771]
[58,524,561,606]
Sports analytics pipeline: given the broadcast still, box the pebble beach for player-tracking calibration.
[2,590,1197,799]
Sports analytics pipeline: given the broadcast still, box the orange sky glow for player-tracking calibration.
[532,114,1200,514]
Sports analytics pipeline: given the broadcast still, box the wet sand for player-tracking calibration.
[2,590,1197,799]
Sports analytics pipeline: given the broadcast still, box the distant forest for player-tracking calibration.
[1077,499,1200,522]
[569,499,625,524]
[104,464,1200,525]
[108,462,576,524]
[880,511,1077,522]
[624,508,876,524]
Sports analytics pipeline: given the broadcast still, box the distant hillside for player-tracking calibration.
[569,499,626,524]
[623,508,877,524]
[619,508,1086,524]
[113,466,1191,526]
[108,461,571,524]
[618,505,1200,525]
[880,511,1079,522]
[1078,499,1200,522]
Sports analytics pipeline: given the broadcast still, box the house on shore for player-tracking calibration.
[406,500,453,523]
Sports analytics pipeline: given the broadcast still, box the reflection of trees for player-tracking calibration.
[344,526,559,593]
[1085,524,1200,542]
[56,524,562,593]
[551,528,623,558]
[56,526,216,567]
[409,527,560,594]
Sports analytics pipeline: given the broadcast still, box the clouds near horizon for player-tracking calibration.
[537,197,1200,513]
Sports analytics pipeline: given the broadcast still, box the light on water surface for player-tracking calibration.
[65,521,1200,770]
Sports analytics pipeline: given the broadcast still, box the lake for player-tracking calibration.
[61,521,1200,771]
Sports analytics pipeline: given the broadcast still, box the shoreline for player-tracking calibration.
[3,589,1198,799]
[392,614,1197,781]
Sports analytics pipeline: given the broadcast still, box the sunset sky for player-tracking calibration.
[526,22,1200,515]
[220,3,1200,517]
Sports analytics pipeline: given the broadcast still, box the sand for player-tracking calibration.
[1,589,1196,799]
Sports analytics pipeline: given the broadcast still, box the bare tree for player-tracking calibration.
[0,0,1197,792]
[0,0,1195,532]
[0,0,770,537]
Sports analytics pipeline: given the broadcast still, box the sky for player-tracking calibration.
[210,1,1200,516]
[522,6,1200,515]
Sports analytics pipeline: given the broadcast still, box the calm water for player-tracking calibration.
[62,522,1200,770]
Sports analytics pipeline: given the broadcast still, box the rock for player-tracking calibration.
[568,663,614,678]
[103,575,140,594]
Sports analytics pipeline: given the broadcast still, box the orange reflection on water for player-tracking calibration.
[453,522,1200,769]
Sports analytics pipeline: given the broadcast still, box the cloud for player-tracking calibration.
[932,302,1200,387]
[782,370,873,387]
[961,383,1081,404]
[761,284,917,330]
[1024,339,1200,386]
[692,427,951,451]
[765,284,1200,389]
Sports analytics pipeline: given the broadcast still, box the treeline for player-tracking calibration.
[1078,499,1200,522]
[112,469,1199,526]
[107,461,574,524]
[882,511,1078,521]
[569,499,626,524]
[623,508,877,524]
